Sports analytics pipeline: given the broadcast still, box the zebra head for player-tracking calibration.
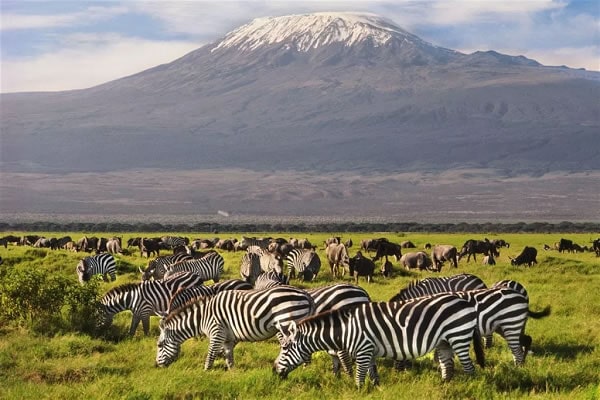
[155,319,181,367]
[273,321,311,379]
[76,259,89,284]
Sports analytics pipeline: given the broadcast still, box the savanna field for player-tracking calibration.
[1,232,599,400]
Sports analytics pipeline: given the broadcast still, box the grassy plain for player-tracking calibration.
[1,232,599,400]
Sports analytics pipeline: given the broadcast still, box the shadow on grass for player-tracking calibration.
[535,338,594,360]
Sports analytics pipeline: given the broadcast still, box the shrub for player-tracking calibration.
[0,269,101,335]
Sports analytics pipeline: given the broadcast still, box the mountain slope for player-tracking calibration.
[1,13,599,182]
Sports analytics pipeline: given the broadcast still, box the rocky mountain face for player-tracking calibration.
[1,13,599,220]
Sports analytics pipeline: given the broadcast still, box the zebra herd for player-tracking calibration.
[70,236,551,389]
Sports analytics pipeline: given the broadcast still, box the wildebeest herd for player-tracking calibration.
[3,233,595,387]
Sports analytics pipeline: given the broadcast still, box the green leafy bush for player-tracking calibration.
[0,269,101,335]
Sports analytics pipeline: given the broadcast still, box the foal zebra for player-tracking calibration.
[98,271,204,335]
[156,285,315,370]
[163,252,225,282]
[76,253,117,284]
[274,294,484,387]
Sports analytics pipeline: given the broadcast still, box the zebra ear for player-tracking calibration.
[288,320,297,337]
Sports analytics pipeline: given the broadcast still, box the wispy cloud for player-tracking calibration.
[1,5,129,30]
[1,35,199,92]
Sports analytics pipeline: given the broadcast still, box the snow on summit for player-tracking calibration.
[212,12,421,53]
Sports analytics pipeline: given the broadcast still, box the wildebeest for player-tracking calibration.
[106,238,123,255]
[491,239,510,249]
[558,238,574,253]
[326,243,350,279]
[400,240,416,248]
[372,241,402,262]
[361,238,387,253]
[431,244,459,271]
[381,260,393,278]
[399,251,434,271]
[458,239,498,262]
[482,253,496,265]
[510,247,538,267]
[348,251,375,283]
[139,238,161,258]
[593,238,600,257]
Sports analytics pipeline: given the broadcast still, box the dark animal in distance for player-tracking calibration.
[372,241,402,262]
[348,251,375,283]
[510,246,538,267]
[458,239,499,262]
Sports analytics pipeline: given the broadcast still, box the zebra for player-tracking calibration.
[240,246,282,284]
[139,253,192,281]
[156,285,315,370]
[160,236,189,249]
[254,271,289,290]
[274,293,485,387]
[98,271,204,335]
[76,253,117,284]
[390,273,487,301]
[491,279,528,298]
[163,252,225,282]
[167,279,253,314]
[285,248,321,281]
[391,286,551,365]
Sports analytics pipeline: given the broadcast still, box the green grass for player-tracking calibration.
[1,231,599,399]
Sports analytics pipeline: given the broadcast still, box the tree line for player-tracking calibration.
[0,220,598,233]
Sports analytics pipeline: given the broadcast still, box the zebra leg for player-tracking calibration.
[354,347,374,388]
[507,336,526,366]
[338,350,353,378]
[435,342,456,381]
[368,360,380,386]
[393,359,412,370]
[141,316,150,336]
[222,341,236,370]
[520,333,532,363]
[129,314,142,336]
[205,332,226,370]
[484,333,494,348]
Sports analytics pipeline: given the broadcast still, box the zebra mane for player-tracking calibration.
[163,296,211,325]
[297,304,356,325]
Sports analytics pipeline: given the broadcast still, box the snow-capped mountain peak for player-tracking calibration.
[211,12,424,53]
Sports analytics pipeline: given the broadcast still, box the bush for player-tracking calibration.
[0,269,101,335]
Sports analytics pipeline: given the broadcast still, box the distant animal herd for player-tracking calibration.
[1,233,598,387]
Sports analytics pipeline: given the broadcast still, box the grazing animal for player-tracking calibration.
[510,246,538,267]
[139,238,161,258]
[372,241,402,262]
[155,286,315,369]
[399,251,434,271]
[166,279,253,315]
[348,251,375,283]
[325,243,350,279]
[76,253,117,284]
[391,287,551,366]
[458,239,498,262]
[285,248,321,281]
[400,240,416,248]
[381,260,393,278]
[140,253,192,281]
[390,274,487,302]
[482,253,496,265]
[163,252,225,282]
[98,272,204,335]
[106,238,123,255]
[253,271,289,290]
[558,238,574,253]
[593,238,600,257]
[431,244,459,271]
[274,294,485,387]
[160,236,189,249]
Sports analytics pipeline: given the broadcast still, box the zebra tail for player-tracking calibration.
[472,328,486,369]
[529,305,551,319]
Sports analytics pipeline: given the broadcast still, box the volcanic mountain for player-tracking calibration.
[1,12,599,220]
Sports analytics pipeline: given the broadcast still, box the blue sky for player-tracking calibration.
[1,0,598,92]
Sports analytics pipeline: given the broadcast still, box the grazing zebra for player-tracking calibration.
[254,271,289,290]
[139,253,192,281]
[163,252,225,282]
[240,246,282,284]
[274,294,485,387]
[160,236,189,249]
[286,248,321,281]
[166,279,253,315]
[76,253,117,284]
[98,271,204,335]
[391,286,550,365]
[390,273,487,301]
[156,285,316,370]
[491,279,528,299]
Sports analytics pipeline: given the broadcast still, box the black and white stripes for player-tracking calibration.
[76,253,117,284]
